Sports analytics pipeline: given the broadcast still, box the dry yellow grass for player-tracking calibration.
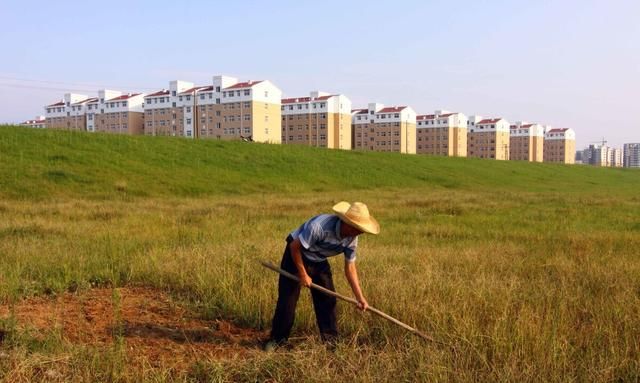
[1,188,639,382]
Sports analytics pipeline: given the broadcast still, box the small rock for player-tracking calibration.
[44,369,61,378]
[0,351,9,359]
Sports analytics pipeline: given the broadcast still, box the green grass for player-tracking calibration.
[1,126,637,200]
[0,126,639,382]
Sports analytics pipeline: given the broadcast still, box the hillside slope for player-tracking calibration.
[0,126,637,199]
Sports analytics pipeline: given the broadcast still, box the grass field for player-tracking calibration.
[0,126,639,382]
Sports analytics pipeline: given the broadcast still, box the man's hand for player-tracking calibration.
[300,273,312,288]
[356,297,369,311]
[289,238,312,288]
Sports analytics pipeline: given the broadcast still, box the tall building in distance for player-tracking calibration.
[281,91,352,149]
[623,143,640,168]
[610,148,623,167]
[509,122,544,162]
[351,103,416,153]
[581,144,607,166]
[544,128,576,164]
[416,110,467,157]
[467,117,510,160]
[144,80,194,137]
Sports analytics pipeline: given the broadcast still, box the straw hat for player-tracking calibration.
[332,201,380,235]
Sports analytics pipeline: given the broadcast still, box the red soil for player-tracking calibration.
[0,287,267,370]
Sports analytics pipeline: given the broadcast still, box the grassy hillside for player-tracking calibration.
[0,126,637,200]
[0,126,639,382]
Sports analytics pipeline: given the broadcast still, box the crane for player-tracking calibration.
[590,137,607,147]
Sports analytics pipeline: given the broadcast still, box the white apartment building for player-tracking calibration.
[611,148,623,167]
[416,110,467,157]
[352,103,416,153]
[281,91,352,149]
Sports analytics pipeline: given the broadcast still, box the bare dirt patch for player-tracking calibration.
[0,287,266,370]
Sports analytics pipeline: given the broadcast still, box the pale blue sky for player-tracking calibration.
[1,0,638,148]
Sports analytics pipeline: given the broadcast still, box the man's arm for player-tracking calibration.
[344,260,368,311]
[290,238,312,287]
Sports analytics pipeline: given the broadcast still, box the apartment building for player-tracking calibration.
[45,93,90,130]
[86,90,120,133]
[509,122,544,162]
[543,128,576,164]
[144,80,194,137]
[611,148,623,167]
[92,92,145,135]
[178,75,282,143]
[352,103,416,153]
[467,116,510,160]
[416,110,467,156]
[581,144,607,166]
[281,91,352,149]
[585,145,623,167]
[20,116,46,128]
[623,143,640,168]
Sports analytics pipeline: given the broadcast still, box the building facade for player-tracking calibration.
[281,91,352,149]
[20,116,46,128]
[92,93,145,135]
[416,110,467,157]
[581,145,607,166]
[610,148,623,167]
[45,93,90,130]
[544,128,576,164]
[509,122,544,162]
[623,143,640,168]
[467,117,510,160]
[172,76,282,143]
[144,80,194,137]
[352,103,416,153]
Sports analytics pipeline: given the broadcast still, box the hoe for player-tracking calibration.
[261,260,436,343]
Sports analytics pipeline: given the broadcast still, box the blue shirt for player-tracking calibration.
[290,214,358,263]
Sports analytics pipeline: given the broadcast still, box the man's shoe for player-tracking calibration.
[262,339,279,352]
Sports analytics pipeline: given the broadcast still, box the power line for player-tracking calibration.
[0,76,157,91]
[0,82,97,93]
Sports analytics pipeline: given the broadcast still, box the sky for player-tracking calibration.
[0,0,638,148]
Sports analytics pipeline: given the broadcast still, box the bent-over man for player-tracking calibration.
[264,201,379,351]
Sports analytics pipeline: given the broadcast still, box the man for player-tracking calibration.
[264,201,380,351]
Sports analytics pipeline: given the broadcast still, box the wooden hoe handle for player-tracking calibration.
[260,260,436,343]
